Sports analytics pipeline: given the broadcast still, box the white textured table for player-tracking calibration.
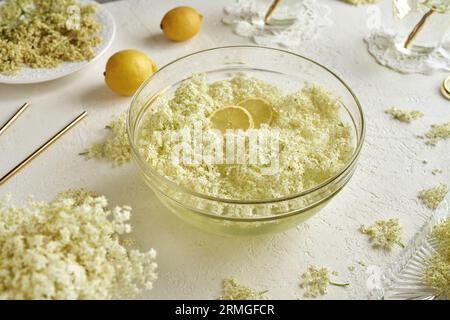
[0,0,448,299]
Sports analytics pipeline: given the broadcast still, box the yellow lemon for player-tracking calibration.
[104,50,157,96]
[238,98,274,128]
[160,6,202,41]
[209,106,254,132]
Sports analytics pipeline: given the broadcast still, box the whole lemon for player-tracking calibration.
[104,50,157,96]
[160,6,202,41]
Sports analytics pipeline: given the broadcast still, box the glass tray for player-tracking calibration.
[374,205,449,300]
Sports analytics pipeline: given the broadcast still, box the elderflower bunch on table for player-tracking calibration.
[418,184,448,209]
[359,218,404,250]
[418,122,450,147]
[384,107,424,123]
[299,265,349,298]
[219,278,268,300]
[0,189,157,300]
[82,113,131,166]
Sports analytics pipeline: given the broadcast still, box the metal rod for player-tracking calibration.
[0,111,88,186]
[0,102,29,135]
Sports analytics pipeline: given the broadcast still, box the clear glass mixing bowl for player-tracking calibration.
[128,46,365,236]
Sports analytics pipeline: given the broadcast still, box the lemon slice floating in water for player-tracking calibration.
[238,98,274,128]
[210,106,254,132]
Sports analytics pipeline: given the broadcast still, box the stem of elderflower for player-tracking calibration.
[329,281,350,287]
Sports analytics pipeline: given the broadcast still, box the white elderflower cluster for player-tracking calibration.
[219,278,268,300]
[418,121,450,146]
[385,107,424,123]
[299,265,349,298]
[0,189,157,300]
[84,113,131,166]
[359,218,404,250]
[423,216,450,299]
[418,183,448,210]
[300,265,331,298]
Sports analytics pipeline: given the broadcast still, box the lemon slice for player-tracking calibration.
[209,106,254,132]
[238,98,274,128]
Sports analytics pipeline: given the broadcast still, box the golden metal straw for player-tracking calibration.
[264,0,282,24]
[0,111,88,186]
[403,8,434,49]
[0,102,29,136]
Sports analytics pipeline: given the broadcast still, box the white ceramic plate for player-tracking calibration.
[0,0,115,84]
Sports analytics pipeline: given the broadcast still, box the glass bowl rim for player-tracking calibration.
[127,45,366,206]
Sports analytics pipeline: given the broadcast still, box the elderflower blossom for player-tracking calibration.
[85,75,354,217]
[0,189,157,300]
[423,216,450,299]
[85,113,131,166]
[418,183,448,210]
[385,107,423,123]
[300,265,331,297]
[137,75,354,203]
[299,265,348,298]
[418,121,450,146]
[0,0,101,74]
[359,218,403,250]
[219,278,268,300]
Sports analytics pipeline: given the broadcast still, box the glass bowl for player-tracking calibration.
[128,46,365,236]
